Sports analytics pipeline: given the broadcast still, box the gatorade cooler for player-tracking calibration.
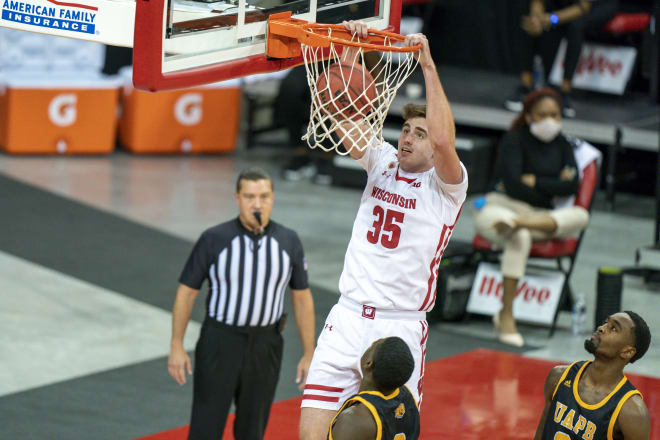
[0,72,120,154]
[119,69,241,154]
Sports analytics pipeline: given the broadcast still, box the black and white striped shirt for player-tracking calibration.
[179,218,308,327]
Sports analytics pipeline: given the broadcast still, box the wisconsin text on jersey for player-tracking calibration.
[371,186,417,210]
[1,0,97,34]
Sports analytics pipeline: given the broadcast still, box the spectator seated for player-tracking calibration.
[472,139,601,334]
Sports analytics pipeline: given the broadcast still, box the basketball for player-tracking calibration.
[315,63,376,120]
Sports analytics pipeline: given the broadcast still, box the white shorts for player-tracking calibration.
[301,296,429,411]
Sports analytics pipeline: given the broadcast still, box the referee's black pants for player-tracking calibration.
[188,319,284,440]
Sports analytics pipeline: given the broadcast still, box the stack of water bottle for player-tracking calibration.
[572,292,587,336]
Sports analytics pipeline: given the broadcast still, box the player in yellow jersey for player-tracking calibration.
[534,311,651,440]
[328,337,420,440]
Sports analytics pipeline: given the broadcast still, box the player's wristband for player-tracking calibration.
[549,13,559,27]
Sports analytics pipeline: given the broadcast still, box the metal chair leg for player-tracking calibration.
[605,127,622,211]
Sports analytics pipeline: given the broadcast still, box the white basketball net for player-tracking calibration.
[301,31,419,155]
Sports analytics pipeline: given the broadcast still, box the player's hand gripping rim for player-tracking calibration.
[404,33,432,68]
[342,20,369,40]
[340,20,368,65]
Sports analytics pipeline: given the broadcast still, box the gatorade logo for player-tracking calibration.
[174,93,202,126]
[48,94,77,127]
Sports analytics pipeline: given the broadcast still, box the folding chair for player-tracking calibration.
[472,159,599,335]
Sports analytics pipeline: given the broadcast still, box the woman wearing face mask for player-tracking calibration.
[475,88,589,347]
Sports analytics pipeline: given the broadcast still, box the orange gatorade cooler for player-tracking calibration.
[119,69,242,154]
[0,73,120,154]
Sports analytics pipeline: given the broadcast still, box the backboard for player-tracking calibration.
[133,0,402,90]
[0,0,401,90]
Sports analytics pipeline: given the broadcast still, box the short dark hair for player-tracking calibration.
[236,167,272,193]
[402,103,426,121]
[624,311,651,363]
[372,336,414,391]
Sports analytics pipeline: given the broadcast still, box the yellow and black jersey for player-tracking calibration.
[328,385,420,440]
[542,360,642,440]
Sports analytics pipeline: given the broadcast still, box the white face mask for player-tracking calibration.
[529,118,562,142]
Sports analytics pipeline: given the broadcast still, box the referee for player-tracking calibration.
[168,167,316,440]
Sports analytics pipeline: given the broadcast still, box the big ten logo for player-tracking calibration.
[174,93,203,126]
[478,276,551,305]
[48,94,77,127]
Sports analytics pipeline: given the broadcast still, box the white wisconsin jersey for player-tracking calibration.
[338,143,468,312]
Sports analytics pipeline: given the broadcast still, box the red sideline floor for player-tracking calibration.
[136,349,660,439]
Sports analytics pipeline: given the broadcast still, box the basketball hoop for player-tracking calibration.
[267,13,421,155]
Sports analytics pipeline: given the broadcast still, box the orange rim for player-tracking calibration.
[302,23,421,52]
[267,12,421,54]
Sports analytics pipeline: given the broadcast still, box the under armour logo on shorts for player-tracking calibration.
[362,305,375,320]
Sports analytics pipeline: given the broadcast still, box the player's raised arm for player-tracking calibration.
[333,119,372,160]
[333,20,373,161]
[405,34,462,184]
[340,21,367,66]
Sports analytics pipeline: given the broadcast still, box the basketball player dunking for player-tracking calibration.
[328,337,420,440]
[299,21,468,439]
[534,311,652,440]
